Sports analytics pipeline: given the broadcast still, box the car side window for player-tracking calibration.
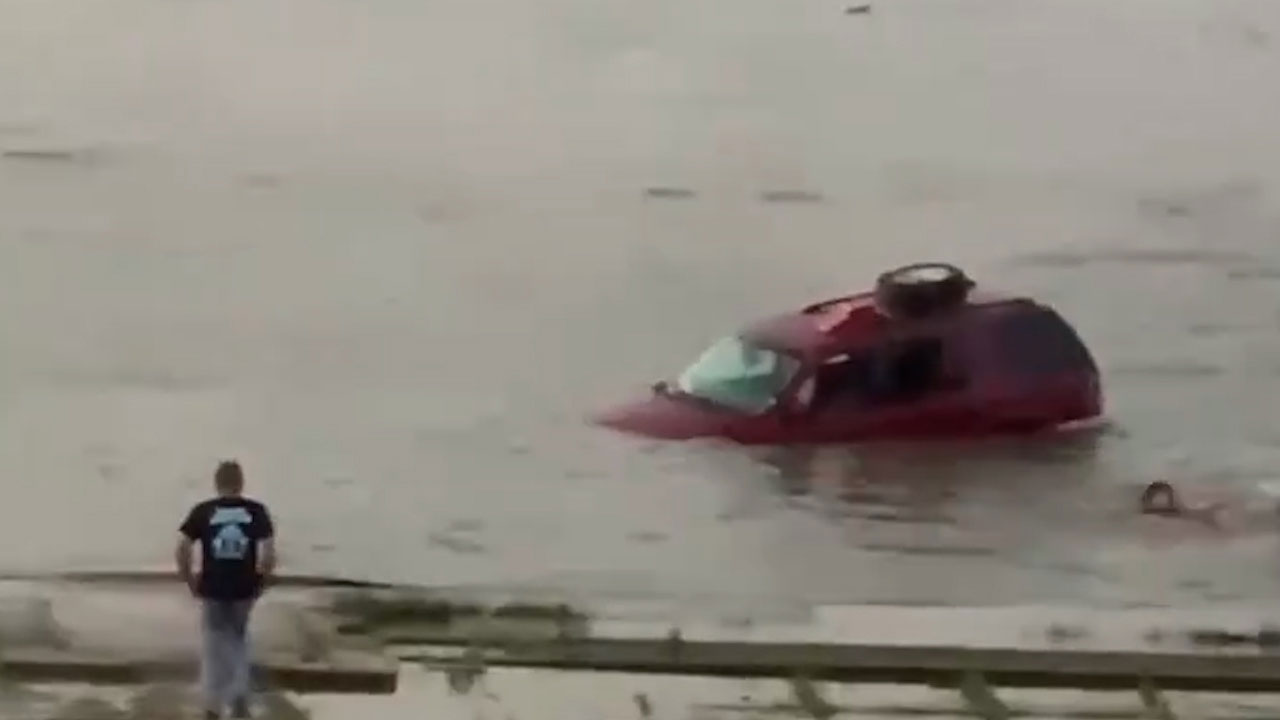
[808,351,876,409]
[809,335,962,410]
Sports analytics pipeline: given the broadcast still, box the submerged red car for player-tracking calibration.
[594,263,1103,444]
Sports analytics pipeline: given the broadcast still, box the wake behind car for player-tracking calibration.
[593,263,1103,444]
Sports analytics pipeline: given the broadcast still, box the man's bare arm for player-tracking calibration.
[258,505,277,581]
[258,537,277,578]
[175,533,195,588]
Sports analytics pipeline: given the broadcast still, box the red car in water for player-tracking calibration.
[594,263,1103,444]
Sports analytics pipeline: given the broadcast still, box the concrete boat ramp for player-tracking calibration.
[6,575,1280,718]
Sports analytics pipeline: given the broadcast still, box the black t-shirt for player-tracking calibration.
[179,496,274,600]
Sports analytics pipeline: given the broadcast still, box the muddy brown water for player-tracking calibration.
[3,0,1280,617]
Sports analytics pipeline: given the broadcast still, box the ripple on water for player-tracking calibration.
[1009,248,1261,269]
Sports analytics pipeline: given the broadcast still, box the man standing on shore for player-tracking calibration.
[176,460,276,719]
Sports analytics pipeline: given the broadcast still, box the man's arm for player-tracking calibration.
[175,533,196,593]
[176,506,201,595]
[259,537,277,577]
[257,504,277,579]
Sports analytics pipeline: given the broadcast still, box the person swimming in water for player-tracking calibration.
[1140,481,1226,526]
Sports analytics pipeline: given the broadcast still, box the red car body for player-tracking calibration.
[593,285,1103,444]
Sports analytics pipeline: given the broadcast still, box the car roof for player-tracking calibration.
[742,290,1041,357]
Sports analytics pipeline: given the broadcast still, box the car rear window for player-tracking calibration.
[991,306,1096,376]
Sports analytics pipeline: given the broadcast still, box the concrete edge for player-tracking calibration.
[0,649,399,695]
[396,637,1280,693]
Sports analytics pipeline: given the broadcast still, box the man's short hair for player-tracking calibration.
[215,460,244,490]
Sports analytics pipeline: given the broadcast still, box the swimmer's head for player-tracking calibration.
[1141,481,1181,515]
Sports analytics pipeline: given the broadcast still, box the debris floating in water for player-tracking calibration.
[760,189,824,204]
[846,4,872,14]
[4,149,79,161]
[1227,266,1280,281]
[644,187,696,200]
[2,147,99,165]
[240,172,283,188]
[642,187,828,203]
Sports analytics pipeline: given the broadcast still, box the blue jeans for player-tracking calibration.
[200,599,255,713]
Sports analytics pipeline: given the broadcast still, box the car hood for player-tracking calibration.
[592,388,740,440]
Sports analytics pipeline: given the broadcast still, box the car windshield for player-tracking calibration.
[674,335,801,414]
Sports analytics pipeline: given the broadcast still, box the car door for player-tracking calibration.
[773,350,874,443]
[791,327,980,441]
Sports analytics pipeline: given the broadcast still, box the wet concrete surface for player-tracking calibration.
[0,580,320,659]
[15,672,1280,720]
[293,664,1280,720]
[0,579,396,695]
[11,580,1280,718]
